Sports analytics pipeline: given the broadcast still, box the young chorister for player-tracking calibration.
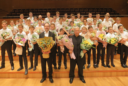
[96,23,107,67]
[8,20,18,56]
[28,25,39,71]
[118,25,128,68]
[0,20,14,70]
[105,27,118,68]
[16,24,28,75]
[113,17,122,54]
[50,23,57,69]
[57,28,67,69]
[79,26,88,69]
[88,26,98,68]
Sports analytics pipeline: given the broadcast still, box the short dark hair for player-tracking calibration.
[98,23,102,27]
[118,25,123,29]
[88,26,93,29]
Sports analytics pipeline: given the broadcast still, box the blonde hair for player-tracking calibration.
[2,20,7,24]
[116,17,121,20]
[18,24,24,28]
[29,25,35,29]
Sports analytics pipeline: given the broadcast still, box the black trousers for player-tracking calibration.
[29,44,39,67]
[18,46,28,70]
[117,43,121,54]
[58,46,67,66]
[69,58,84,79]
[83,54,86,65]
[40,54,53,78]
[12,40,16,53]
[1,40,14,67]
[106,44,115,65]
[97,42,105,65]
[120,44,128,65]
[25,40,30,55]
[87,45,96,65]
[52,44,57,66]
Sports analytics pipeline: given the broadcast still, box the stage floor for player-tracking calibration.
[0,77,128,86]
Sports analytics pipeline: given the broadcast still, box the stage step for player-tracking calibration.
[0,59,128,78]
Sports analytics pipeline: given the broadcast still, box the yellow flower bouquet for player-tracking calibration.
[80,38,94,58]
[36,37,55,58]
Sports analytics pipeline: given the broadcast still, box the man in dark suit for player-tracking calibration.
[69,27,86,84]
[39,23,55,83]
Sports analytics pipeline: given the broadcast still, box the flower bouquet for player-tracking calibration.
[36,37,55,58]
[102,26,108,31]
[14,34,26,55]
[14,34,26,46]
[57,35,76,59]
[57,35,65,53]
[1,32,10,39]
[69,28,74,35]
[106,37,118,45]
[80,38,94,58]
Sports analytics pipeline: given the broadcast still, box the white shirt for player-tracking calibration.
[102,20,112,28]
[27,17,34,23]
[28,32,39,41]
[87,18,93,23]
[105,33,116,39]
[120,31,128,39]
[0,28,13,40]
[44,31,49,37]
[113,23,122,31]
[56,23,63,33]
[44,17,51,23]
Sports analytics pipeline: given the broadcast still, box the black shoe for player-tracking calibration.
[54,66,57,69]
[96,64,99,68]
[40,78,46,83]
[29,67,33,70]
[102,64,107,67]
[49,78,54,83]
[58,66,60,69]
[65,65,67,69]
[124,64,128,68]
[25,70,28,75]
[33,67,36,71]
[11,66,14,70]
[112,64,115,67]
[0,66,5,69]
[94,64,97,68]
[80,78,86,83]
[13,53,16,56]
[83,65,85,69]
[107,65,111,68]
[69,78,74,84]
[17,67,23,71]
[87,64,90,68]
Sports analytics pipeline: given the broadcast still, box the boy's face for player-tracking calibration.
[83,20,87,24]
[34,18,37,21]
[99,24,102,29]
[29,28,34,32]
[88,28,93,32]
[60,30,64,35]
[29,13,33,17]
[96,15,100,18]
[50,25,55,30]
[108,27,113,33]
[116,20,120,23]
[89,14,92,17]
[2,23,7,28]
[10,21,14,25]
[82,28,87,33]
[119,26,124,32]
[56,13,59,17]
[27,21,31,25]
[70,22,74,26]
[18,26,23,32]
[47,13,50,17]
[38,21,42,25]
[77,14,80,18]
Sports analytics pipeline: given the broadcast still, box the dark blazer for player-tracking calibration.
[39,31,55,58]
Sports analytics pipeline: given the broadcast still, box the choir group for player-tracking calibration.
[0,11,127,84]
